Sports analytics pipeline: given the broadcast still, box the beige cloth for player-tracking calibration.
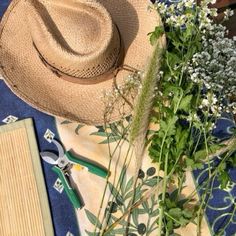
[56,119,211,236]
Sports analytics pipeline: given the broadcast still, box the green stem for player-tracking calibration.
[97,121,131,235]
[170,137,236,234]
[158,151,169,236]
[203,127,211,178]
[177,174,185,197]
[185,144,236,204]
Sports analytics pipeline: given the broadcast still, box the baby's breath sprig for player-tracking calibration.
[101,71,143,123]
[187,23,236,115]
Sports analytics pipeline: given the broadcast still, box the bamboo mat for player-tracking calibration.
[0,119,54,236]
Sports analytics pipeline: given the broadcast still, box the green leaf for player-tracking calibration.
[125,177,134,193]
[166,219,173,231]
[177,131,189,155]
[168,208,182,218]
[179,216,190,226]
[131,186,145,203]
[108,182,123,203]
[151,209,159,217]
[186,158,194,167]
[209,143,226,155]
[138,208,147,214]
[85,209,102,229]
[111,215,127,227]
[218,171,230,189]
[148,26,165,45]
[194,144,224,160]
[142,201,149,212]
[75,124,84,135]
[167,116,178,137]
[179,95,193,112]
[194,149,207,160]
[169,189,179,202]
[186,158,204,170]
[99,136,121,144]
[147,129,156,136]
[166,51,181,67]
[150,33,158,46]
[192,162,204,170]
[131,208,139,226]
[183,209,193,219]
[218,162,226,172]
[160,116,178,138]
[110,227,127,235]
[60,120,72,125]
[177,197,194,208]
[144,177,158,187]
[124,190,134,201]
[165,198,176,209]
[228,154,236,167]
[95,126,105,132]
[85,230,99,236]
[119,167,127,194]
[90,131,108,137]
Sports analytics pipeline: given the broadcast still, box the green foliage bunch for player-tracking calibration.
[147,0,236,235]
[84,1,236,236]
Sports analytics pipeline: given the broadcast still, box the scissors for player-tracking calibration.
[40,139,109,209]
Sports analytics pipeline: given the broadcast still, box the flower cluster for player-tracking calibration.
[101,71,144,120]
[153,0,218,29]
[187,24,236,114]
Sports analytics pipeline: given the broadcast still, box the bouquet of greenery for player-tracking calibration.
[86,1,236,235]
[146,1,236,235]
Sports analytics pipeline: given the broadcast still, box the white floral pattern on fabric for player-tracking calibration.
[2,115,18,124]
[44,129,55,143]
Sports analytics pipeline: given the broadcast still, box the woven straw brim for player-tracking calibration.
[0,0,161,125]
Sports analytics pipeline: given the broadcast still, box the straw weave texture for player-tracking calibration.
[0,0,162,125]
[0,119,54,236]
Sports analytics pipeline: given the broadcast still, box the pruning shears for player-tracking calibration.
[40,139,109,209]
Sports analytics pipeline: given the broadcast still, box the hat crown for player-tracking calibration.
[26,0,122,81]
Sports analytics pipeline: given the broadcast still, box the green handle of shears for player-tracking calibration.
[52,166,82,209]
[66,152,109,178]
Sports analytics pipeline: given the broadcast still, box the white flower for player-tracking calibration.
[187,21,236,115]
[202,99,209,107]
[156,2,168,15]
[184,0,195,8]
[224,9,234,20]
[212,96,218,105]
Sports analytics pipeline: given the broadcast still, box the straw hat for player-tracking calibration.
[0,0,162,125]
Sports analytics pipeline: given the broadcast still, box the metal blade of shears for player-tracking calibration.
[40,151,59,165]
[52,139,65,158]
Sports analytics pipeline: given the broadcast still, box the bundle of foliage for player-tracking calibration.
[147,0,236,235]
[85,1,236,235]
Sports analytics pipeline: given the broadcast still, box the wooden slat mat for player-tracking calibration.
[0,119,54,236]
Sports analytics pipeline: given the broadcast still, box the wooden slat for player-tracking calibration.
[0,119,54,236]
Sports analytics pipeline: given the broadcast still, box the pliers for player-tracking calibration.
[40,139,109,209]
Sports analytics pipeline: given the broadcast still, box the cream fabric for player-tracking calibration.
[56,118,211,236]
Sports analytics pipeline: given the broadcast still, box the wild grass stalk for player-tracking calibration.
[130,41,165,173]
